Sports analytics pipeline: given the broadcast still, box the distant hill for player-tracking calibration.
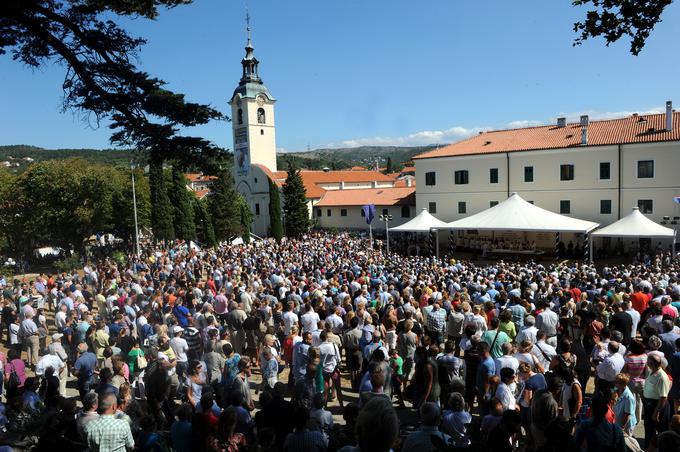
[0,144,440,173]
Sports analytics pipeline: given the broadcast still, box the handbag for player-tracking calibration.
[136,354,148,370]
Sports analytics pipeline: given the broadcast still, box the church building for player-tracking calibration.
[230,27,415,237]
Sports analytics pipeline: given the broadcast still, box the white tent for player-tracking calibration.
[592,207,675,238]
[391,208,449,232]
[446,193,599,233]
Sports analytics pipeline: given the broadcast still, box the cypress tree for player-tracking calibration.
[234,194,253,243]
[385,156,394,174]
[282,162,309,237]
[149,158,175,241]
[208,169,239,241]
[169,165,196,240]
[268,178,283,242]
[193,197,216,247]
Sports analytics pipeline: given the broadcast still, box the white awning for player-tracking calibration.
[446,193,599,233]
[391,208,449,232]
[592,207,675,238]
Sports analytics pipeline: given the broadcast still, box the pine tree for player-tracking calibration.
[282,162,309,237]
[208,169,239,241]
[385,157,394,174]
[169,165,196,240]
[193,197,216,247]
[149,159,175,241]
[268,178,283,242]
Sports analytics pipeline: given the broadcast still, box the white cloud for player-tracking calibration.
[323,125,486,148]
[316,105,667,149]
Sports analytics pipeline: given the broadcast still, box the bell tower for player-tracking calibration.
[231,13,277,178]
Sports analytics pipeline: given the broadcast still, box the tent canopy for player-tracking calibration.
[592,207,674,238]
[391,208,449,232]
[446,193,599,233]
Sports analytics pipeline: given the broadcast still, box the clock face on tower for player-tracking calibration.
[256,95,266,106]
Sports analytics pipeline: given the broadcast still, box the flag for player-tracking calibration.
[362,204,376,225]
[674,196,680,204]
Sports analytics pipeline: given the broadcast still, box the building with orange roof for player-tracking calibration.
[413,105,680,233]
[314,187,415,229]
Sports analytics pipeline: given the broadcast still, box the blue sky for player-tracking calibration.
[1,0,680,152]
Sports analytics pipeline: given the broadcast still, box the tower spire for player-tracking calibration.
[240,6,260,84]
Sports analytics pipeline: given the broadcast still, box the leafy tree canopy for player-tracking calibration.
[1,0,227,167]
[573,0,673,55]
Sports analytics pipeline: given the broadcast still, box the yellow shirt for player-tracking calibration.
[643,369,670,399]
[93,329,110,359]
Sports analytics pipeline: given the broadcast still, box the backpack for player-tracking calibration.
[7,362,21,393]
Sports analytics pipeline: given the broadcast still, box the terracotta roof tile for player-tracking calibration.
[414,112,680,160]
[185,173,217,182]
[193,189,210,199]
[315,187,415,207]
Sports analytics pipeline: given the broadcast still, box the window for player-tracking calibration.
[599,162,611,180]
[316,208,322,217]
[524,166,534,182]
[560,200,571,214]
[638,199,653,214]
[237,108,243,125]
[340,209,347,217]
[490,201,499,207]
[425,172,436,186]
[382,208,388,216]
[560,164,574,181]
[600,200,612,214]
[637,160,654,178]
[327,209,331,217]
[257,108,266,124]
[458,202,467,214]
[260,129,264,135]
[454,170,469,185]
[401,206,410,218]
[360,209,365,217]
[428,202,437,214]
[489,168,499,184]
[255,203,260,216]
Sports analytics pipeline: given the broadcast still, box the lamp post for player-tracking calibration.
[130,160,140,256]
[379,213,393,255]
[661,216,679,256]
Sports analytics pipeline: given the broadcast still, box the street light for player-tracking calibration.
[379,213,393,255]
[130,160,140,256]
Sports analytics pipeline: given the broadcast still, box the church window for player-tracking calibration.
[238,108,243,125]
[257,108,266,124]
[255,203,260,215]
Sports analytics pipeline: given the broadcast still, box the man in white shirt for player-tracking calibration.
[515,315,539,345]
[325,307,344,335]
[532,331,556,371]
[595,341,625,392]
[55,304,68,332]
[301,304,320,334]
[36,349,67,395]
[623,300,640,341]
[495,342,520,376]
[536,303,559,347]
[169,326,189,383]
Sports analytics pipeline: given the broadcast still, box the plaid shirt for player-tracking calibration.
[427,308,447,334]
[85,414,134,452]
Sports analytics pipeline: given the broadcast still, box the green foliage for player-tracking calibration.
[1,1,225,168]
[235,194,253,242]
[148,159,175,241]
[268,178,283,242]
[282,162,310,237]
[573,0,672,55]
[54,253,82,273]
[111,250,127,266]
[193,197,216,247]
[208,169,240,241]
[0,159,150,255]
[169,165,196,240]
[385,156,394,174]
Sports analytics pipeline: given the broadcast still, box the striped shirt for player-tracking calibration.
[624,353,647,383]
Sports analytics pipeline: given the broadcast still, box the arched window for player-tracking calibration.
[257,108,265,124]
[237,108,243,125]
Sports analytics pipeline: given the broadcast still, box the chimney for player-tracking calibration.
[340,181,345,190]
[581,127,588,145]
[371,181,377,188]
[666,100,673,131]
[580,115,589,127]
[557,117,566,128]
[406,178,412,187]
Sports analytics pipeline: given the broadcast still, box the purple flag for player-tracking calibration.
[674,196,680,204]
[362,204,376,225]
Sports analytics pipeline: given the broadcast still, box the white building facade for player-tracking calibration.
[414,109,680,228]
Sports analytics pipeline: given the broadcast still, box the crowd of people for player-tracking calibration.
[0,231,679,451]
